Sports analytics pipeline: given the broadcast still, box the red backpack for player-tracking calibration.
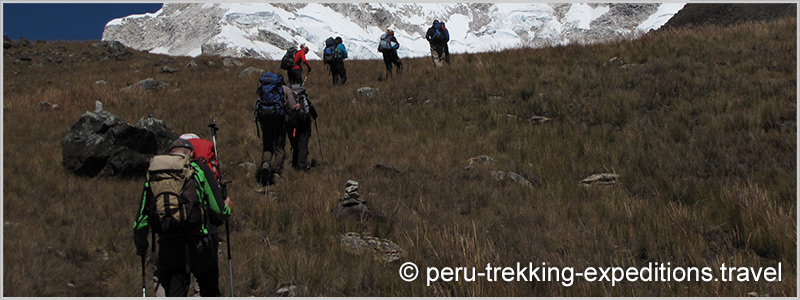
[187,138,220,182]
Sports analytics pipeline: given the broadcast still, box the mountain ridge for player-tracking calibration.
[102,3,685,60]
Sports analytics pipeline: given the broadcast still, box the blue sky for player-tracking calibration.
[3,3,163,41]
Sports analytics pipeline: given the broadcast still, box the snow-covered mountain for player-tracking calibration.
[102,3,686,60]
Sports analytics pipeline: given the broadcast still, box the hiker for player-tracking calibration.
[289,44,312,85]
[332,37,348,85]
[255,72,288,185]
[285,84,318,171]
[179,133,221,183]
[378,29,403,78]
[425,20,450,68]
[133,138,233,297]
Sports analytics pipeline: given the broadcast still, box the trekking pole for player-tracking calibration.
[141,255,146,297]
[208,117,235,297]
[313,118,325,164]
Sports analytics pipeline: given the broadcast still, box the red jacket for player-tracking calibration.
[293,50,311,71]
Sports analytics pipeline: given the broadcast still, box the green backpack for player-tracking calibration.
[146,154,206,235]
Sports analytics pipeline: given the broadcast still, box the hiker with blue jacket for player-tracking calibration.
[425,20,450,68]
[378,29,403,78]
[134,138,233,297]
[332,37,348,85]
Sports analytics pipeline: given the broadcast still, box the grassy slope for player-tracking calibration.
[2,18,796,296]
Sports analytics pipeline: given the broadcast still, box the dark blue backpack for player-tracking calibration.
[323,37,336,63]
[256,72,284,117]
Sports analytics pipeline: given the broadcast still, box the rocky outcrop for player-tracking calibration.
[61,110,177,178]
[338,232,404,263]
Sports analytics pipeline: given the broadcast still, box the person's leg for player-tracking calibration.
[383,54,392,78]
[190,238,222,297]
[430,45,442,67]
[158,241,190,297]
[338,60,347,85]
[286,126,299,169]
[272,120,286,176]
[259,117,275,184]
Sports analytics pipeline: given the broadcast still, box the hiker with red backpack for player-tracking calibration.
[289,44,312,85]
[425,20,450,68]
[377,29,403,78]
[133,138,233,297]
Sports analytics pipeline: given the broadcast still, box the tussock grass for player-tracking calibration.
[3,18,796,296]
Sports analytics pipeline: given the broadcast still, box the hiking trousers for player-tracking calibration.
[430,43,447,68]
[286,120,312,170]
[332,59,347,86]
[259,115,286,176]
[158,236,221,297]
[288,68,303,85]
[382,51,402,77]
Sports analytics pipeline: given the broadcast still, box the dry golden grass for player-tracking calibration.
[3,18,797,296]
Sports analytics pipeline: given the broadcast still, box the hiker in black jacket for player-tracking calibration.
[425,20,450,68]
[378,29,403,78]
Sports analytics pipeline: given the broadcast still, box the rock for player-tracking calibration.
[186,60,198,68]
[580,173,619,186]
[60,110,176,177]
[223,57,245,67]
[607,56,625,67]
[339,232,404,263]
[355,87,379,98]
[331,180,385,222]
[136,115,179,153]
[95,80,107,85]
[530,115,551,123]
[38,101,54,109]
[95,101,103,112]
[207,60,216,67]
[121,78,169,92]
[374,161,402,174]
[506,171,532,187]
[490,170,506,181]
[275,284,307,297]
[465,155,495,170]
[95,40,131,60]
[238,67,265,77]
[161,66,178,73]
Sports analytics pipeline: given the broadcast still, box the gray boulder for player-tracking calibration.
[223,57,245,67]
[238,67,264,77]
[61,110,177,178]
[186,60,198,68]
[121,78,169,92]
[136,115,179,154]
[355,87,379,98]
[95,41,131,60]
[161,66,178,73]
[339,232,404,263]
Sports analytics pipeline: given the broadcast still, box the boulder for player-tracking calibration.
[339,232,404,263]
[121,78,169,92]
[136,115,179,154]
[238,67,265,77]
[355,87,379,98]
[161,66,178,73]
[61,110,177,177]
[580,173,619,186]
[223,57,245,67]
[465,155,494,170]
[186,60,198,68]
[96,41,131,60]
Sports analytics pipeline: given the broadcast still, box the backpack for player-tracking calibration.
[187,139,220,182]
[285,84,312,130]
[323,37,336,63]
[378,33,393,52]
[146,154,206,235]
[256,72,285,118]
[280,48,298,70]
[432,24,447,42]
